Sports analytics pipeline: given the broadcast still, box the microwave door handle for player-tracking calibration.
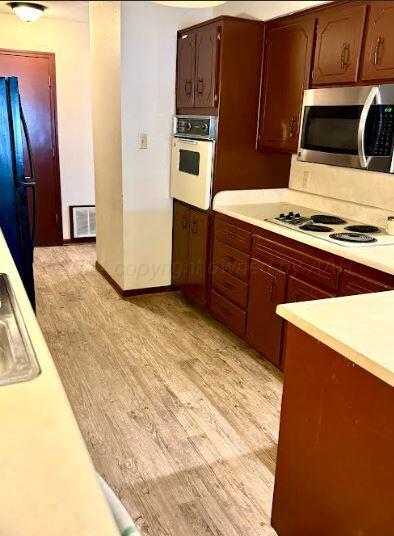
[358,86,379,169]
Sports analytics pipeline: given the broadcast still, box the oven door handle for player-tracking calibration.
[358,86,379,169]
[177,138,199,145]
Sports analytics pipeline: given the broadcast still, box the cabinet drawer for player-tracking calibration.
[252,236,340,291]
[214,218,252,253]
[212,266,249,309]
[213,240,250,281]
[339,269,393,296]
[210,290,246,338]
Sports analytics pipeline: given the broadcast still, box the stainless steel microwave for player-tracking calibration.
[298,84,394,173]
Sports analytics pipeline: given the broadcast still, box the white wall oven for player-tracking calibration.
[298,84,394,173]
[170,115,216,210]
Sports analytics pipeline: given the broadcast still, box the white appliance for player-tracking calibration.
[170,115,216,210]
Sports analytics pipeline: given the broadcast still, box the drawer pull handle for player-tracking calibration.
[220,306,232,316]
[223,281,233,290]
[225,255,236,263]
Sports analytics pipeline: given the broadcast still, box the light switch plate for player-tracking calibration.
[139,133,148,149]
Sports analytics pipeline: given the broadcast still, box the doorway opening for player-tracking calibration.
[0,49,63,246]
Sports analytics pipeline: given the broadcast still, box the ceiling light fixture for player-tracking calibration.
[8,2,47,22]
[153,1,226,8]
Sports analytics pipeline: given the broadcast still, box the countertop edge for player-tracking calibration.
[213,205,394,276]
[277,303,394,387]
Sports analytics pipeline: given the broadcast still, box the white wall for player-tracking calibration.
[0,12,94,240]
[213,1,329,20]
[119,1,212,290]
[90,1,124,288]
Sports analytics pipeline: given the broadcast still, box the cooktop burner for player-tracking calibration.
[345,225,380,234]
[329,232,377,243]
[299,224,334,232]
[311,215,347,225]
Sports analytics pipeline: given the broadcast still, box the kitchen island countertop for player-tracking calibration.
[0,230,119,536]
[277,290,394,387]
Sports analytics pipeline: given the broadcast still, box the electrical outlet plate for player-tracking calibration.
[302,170,311,189]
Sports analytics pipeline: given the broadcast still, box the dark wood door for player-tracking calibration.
[361,1,394,82]
[184,209,209,308]
[258,16,315,153]
[194,25,219,109]
[172,201,190,287]
[0,50,62,246]
[176,32,196,109]
[246,258,287,367]
[312,3,367,86]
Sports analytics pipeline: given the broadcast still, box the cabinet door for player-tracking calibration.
[312,4,367,85]
[259,16,315,153]
[176,32,196,109]
[361,1,394,82]
[246,259,287,367]
[172,201,190,287]
[281,276,334,370]
[287,276,334,302]
[184,209,209,308]
[194,25,219,109]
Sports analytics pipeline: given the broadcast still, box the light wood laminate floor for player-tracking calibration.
[35,244,282,536]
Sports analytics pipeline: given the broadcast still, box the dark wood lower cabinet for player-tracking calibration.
[246,259,286,367]
[174,211,393,370]
[184,209,209,307]
[172,200,210,309]
[172,201,190,287]
[272,325,394,535]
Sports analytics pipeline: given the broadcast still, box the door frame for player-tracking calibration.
[0,48,63,245]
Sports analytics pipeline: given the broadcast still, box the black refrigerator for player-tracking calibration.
[0,76,36,308]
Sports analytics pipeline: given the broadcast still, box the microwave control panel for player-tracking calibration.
[370,106,394,157]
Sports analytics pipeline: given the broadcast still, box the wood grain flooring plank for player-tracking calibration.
[34,244,282,536]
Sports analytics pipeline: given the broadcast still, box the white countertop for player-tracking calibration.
[0,231,118,535]
[277,291,394,387]
[213,188,394,275]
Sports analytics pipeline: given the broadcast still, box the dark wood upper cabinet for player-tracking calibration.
[246,258,286,367]
[312,3,367,86]
[258,15,315,154]
[194,25,219,108]
[176,32,196,109]
[184,209,210,308]
[361,1,394,82]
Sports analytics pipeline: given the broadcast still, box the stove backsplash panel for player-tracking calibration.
[289,155,394,212]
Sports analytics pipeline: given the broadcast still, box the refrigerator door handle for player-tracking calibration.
[18,98,37,245]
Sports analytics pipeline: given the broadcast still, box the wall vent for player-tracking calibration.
[70,205,96,239]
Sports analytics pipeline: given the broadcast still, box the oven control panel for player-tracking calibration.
[174,115,216,140]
